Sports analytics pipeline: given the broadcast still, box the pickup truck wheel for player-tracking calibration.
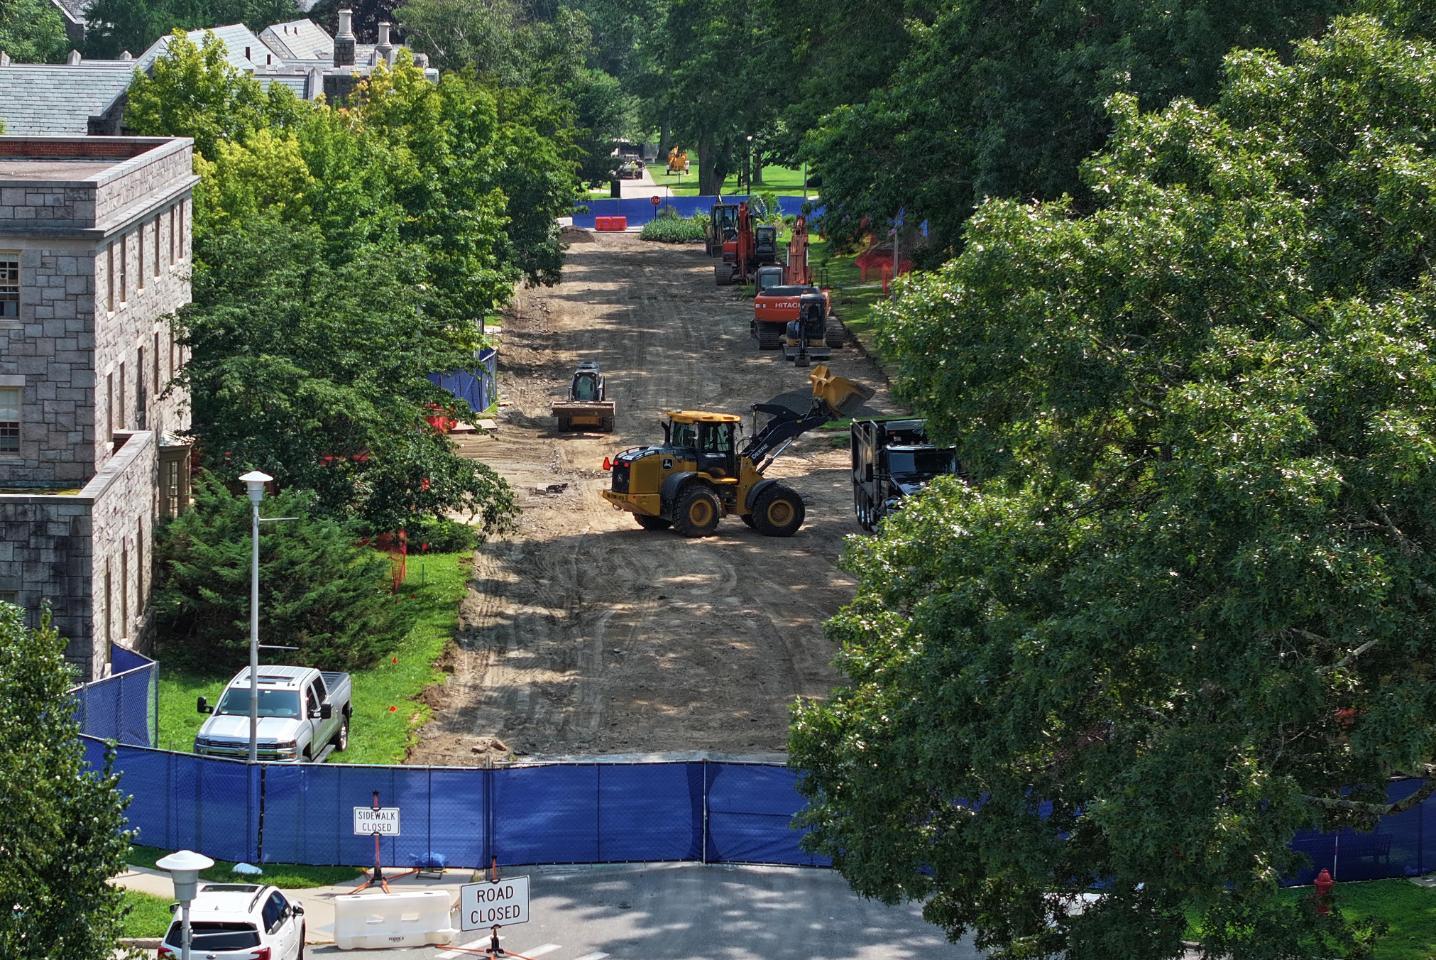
[333,716,349,752]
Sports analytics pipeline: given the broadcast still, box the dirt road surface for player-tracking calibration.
[407,232,897,765]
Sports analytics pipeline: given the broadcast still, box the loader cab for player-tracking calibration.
[755,265,785,296]
[571,361,604,402]
[754,225,779,263]
[664,411,740,479]
[712,204,739,242]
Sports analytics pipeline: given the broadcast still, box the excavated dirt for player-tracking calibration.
[406,232,897,765]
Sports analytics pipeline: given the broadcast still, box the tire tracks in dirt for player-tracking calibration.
[408,233,897,764]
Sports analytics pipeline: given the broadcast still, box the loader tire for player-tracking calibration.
[756,325,782,350]
[752,485,805,538]
[741,513,756,528]
[635,514,672,531]
[673,485,722,537]
[825,318,848,348]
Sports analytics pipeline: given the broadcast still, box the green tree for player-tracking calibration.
[804,0,1342,254]
[0,0,70,62]
[793,11,1436,960]
[127,31,306,159]
[154,475,412,670]
[0,605,133,960]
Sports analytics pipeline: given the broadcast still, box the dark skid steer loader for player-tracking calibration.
[599,365,874,537]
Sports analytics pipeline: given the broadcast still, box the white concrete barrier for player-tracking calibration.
[333,890,458,950]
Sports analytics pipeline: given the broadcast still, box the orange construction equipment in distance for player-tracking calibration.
[785,215,812,286]
[715,202,779,286]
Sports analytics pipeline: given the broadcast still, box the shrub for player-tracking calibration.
[406,516,479,553]
[154,473,413,671]
[641,212,709,243]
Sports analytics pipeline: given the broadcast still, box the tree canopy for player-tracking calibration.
[0,605,133,960]
[128,34,547,534]
[792,9,1436,959]
[82,0,302,59]
[0,0,69,63]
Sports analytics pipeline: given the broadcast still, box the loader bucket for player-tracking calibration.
[809,364,875,418]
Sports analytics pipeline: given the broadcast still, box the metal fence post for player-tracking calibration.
[701,760,708,865]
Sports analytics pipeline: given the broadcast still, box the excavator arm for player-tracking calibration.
[741,365,874,473]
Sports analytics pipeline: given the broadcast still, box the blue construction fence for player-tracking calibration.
[70,654,1436,881]
[572,195,820,229]
[429,347,498,415]
[80,738,827,870]
[72,644,157,748]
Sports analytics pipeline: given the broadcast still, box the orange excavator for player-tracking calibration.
[715,202,779,286]
[750,216,844,349]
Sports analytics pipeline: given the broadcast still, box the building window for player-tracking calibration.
[106,372,114,442]
[154,217,162,277]
[0,386,18,453]
[136,346,145,428]
[137,229,144,292]
[104,563,112,644]
[120,542,128,638]
[118,361,126,430]
[153,331,160,393]
[169,207,177,265]
[179,200,187,259]
[168,333,175,379]
[106,244,115,312]
[0,253,17,319]
[120,233,128,303]
[137,519,145,615]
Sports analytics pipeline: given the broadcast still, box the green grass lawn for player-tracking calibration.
[121,887,175,939]
[1186,880,1436,960]
[156,551,472,765]
[128,844,361,889]
[649,160,812,197]
[809,236,889,349]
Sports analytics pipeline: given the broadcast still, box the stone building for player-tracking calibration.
[0,135,196,678]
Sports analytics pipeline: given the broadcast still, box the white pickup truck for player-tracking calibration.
[195,666,352,763]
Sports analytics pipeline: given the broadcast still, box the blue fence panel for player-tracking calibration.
[71,645,157,746]
[427,767,488,868]
[493,763,606,864]
[595,763,704,862]
[705,763,826,866]
[112,645,152,674]
[430,348,497,416]
[573,195,819,229]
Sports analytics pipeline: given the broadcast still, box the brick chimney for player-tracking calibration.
[376,22,393,63]
[334,8,355,67]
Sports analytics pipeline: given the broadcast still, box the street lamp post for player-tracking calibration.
[745,135,754,196]
[157,849,215,960]
[239,470,271,763]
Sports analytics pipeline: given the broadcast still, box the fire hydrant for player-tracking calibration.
[1314,867,1335,915]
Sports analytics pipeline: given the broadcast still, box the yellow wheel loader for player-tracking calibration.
[599,365,874,537]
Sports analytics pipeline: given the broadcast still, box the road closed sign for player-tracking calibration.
[352,807,401,836]
[460,876,530,930]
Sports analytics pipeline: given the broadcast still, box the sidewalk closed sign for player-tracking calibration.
[460,876,530,930]
[352,807,401,836]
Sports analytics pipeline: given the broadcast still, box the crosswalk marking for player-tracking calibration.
[436,938,491,959]
[521,945,562,958]
[573,952,610,960]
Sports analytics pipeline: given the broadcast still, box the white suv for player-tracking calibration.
[157,883,306,960]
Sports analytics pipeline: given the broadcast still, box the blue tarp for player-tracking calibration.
[72,644,156,747]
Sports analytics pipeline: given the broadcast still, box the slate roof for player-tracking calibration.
[136,24,279,73]
[0,62,136,135]
[259,20,333,62]
[47,0,90,25]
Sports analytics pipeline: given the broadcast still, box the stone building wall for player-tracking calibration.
[0,493,92,665]
[86,430,156,675]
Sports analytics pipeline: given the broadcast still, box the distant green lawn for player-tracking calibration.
[121,888,174,939]
[650,160,812,197]
[128,844,361,889]
[1187,880,1436,960]
[809,236,888,349]
[157,551,472,765]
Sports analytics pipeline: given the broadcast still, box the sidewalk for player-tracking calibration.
[113,864,472,944]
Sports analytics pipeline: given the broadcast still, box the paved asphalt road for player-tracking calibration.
[304,862,978,960]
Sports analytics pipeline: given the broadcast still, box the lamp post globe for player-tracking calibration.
[157,850,215,960]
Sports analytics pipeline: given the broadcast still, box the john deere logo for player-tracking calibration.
[662,458,674,469]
